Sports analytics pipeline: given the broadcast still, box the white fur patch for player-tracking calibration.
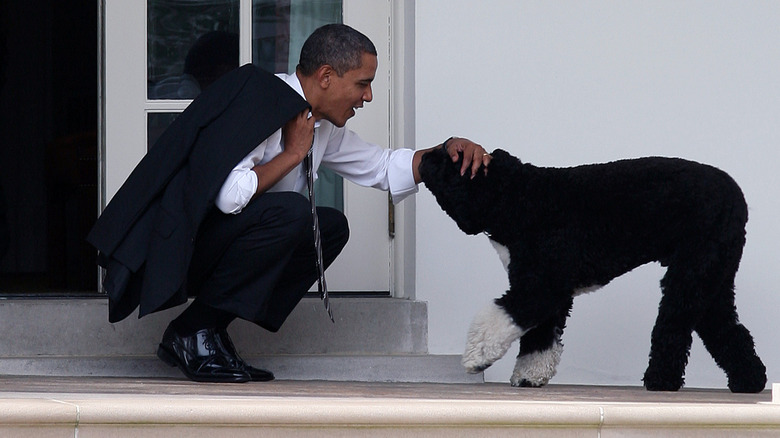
[488,239,511,273]
[510,341,563,387]
[462,302,526,373]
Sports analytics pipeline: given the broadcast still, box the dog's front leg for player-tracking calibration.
[510,338,563,387]
[510,297,572,387]
[461,239,524,373]
[462,300,526,373]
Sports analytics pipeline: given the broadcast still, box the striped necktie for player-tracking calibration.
[304,141,334,322]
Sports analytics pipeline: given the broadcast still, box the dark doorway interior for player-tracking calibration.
[0,2,98,294]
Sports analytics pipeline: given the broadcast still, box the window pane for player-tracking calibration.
[148,0,240,99]
[252,0,342,74]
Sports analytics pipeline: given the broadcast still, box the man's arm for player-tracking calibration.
[412,137,491,184]
[251,109,315,195]
[215,109,314,214]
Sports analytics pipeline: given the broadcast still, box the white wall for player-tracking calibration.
[415,1,780,388]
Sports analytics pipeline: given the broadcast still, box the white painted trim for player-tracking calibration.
[239,0,252,65]
[390,0,416,299]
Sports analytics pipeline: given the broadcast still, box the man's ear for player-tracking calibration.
[316,65,333,89]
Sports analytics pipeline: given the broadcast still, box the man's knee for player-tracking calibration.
[318,207,349,246]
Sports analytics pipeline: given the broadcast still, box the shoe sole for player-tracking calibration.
[156,344,251,383]
[246,369,275,382]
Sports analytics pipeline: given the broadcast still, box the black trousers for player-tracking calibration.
[185,192,349,332]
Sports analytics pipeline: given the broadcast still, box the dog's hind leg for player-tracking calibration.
[643,257,707,391]
[510,296,573,387]
[695,289,766,393]
[642,231,753,391]
[693,244,766,393]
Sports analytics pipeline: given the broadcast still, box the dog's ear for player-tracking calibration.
[441,184,490,234]
[419,146,461,186]
[420,147,495,235]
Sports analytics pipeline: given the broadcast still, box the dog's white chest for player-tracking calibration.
[488,239,512,273]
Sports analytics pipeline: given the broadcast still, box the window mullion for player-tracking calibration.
[239,0,253,65]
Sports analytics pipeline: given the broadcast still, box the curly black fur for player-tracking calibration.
[420,147,766,393]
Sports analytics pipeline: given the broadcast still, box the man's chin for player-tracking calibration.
[331,117,350,128]
[323,111,354,128]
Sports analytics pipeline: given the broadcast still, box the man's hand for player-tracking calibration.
[282,109,315,162]
[412,136,491,184]
[444,137,491,179]
[251,109,314,197]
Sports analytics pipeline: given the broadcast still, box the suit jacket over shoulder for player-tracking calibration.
[87,65,310,322]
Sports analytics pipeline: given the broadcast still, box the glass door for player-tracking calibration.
[103,0,392,292]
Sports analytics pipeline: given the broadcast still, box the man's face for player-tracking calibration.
[319,52,377,127]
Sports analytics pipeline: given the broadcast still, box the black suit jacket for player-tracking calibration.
[87,65,310,322]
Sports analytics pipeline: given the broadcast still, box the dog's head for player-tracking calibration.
[420,147,518,235]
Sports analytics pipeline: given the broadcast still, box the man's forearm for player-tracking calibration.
[251,150,307,198]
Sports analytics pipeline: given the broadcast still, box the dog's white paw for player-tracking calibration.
[462,302,525,373]
[510,341,563,387]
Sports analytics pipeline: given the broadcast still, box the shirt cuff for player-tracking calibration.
[387,148,419,204]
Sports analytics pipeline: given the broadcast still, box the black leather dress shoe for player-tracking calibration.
[215,328,275,382]
[157,325,251,383]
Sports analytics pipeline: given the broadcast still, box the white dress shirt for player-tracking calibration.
[215,72,418,214]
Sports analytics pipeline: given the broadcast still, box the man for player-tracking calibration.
[88,24,490,383]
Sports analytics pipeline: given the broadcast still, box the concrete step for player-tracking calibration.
[0,297,428,356]
[0,297,481,383]
[0,354,481,383]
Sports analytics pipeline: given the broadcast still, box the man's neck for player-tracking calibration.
[296,70,321,119]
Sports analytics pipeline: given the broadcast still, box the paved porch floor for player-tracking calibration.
[0,375,770,404]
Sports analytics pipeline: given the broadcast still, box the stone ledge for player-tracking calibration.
[1,392,779,438]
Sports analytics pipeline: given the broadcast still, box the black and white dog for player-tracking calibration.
[419,147,766,393]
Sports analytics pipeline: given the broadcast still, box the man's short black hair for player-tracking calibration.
[297,24,377,77]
